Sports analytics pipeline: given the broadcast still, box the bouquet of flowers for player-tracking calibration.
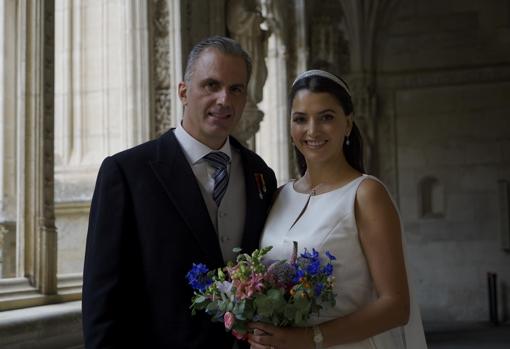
[186,242,336,340]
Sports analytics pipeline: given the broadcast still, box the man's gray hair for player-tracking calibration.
[183,36,252,83]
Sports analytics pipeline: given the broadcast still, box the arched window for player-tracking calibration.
[419,176,445,218]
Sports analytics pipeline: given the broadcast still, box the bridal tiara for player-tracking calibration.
[292,69,351,97]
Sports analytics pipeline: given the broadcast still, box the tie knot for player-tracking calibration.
[204,152,230,169]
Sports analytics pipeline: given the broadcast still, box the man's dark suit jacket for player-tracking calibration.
[82,130,277,348]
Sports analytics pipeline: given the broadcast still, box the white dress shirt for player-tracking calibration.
[173,124,246,262]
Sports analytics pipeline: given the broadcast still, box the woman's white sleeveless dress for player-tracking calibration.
[260,175,428,349]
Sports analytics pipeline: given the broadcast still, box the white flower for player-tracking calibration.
[216,280,233,296]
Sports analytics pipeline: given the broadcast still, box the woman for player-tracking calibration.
[248,70,427,349]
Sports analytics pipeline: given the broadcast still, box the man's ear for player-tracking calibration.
[178,81,188,106]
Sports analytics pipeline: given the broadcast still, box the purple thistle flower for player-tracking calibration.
[266,261,296,289]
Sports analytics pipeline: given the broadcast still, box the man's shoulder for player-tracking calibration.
[111,130,177,164]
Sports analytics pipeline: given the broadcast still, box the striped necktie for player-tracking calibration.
[203,152,230,206]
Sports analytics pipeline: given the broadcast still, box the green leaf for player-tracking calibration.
[218,300,229,312]
[194,295,207,304]
[206,302,218,313]
[254,288,286,318]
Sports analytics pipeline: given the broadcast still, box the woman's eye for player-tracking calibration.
[321,114,334,121]
[292,116,306,124]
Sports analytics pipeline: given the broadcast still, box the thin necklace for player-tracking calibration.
[310,183,321,196]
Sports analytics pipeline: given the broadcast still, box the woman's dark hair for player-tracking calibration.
[289,73,365,176]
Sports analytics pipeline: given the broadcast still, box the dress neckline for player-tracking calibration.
[290,174,366,197]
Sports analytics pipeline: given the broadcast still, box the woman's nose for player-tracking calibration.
[306,119,318,136]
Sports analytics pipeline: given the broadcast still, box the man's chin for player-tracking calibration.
[206,121,237,137]
[201,128,232,148]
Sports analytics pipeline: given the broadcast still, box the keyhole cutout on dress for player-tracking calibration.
[289,193,314,231]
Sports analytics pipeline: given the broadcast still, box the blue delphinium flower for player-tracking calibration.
[292,266,305,283]
[307,259,321,276]
[325,251,336,261]
[314,282,324,297]
[186,263,212,292]
[323,263,333,276]
[300,248,319,260]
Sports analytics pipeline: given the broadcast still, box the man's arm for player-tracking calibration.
[82,156,133,348]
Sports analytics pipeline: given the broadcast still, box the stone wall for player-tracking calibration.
[0,302,83,349]
[376,0,510,322]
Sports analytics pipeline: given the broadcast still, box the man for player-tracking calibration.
[82,36,277,348]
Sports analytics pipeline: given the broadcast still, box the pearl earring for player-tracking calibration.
[345,135,350,146]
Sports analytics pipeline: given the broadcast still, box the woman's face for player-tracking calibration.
[290,89,352,167]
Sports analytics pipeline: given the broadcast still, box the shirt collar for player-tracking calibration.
[174,123,232,164]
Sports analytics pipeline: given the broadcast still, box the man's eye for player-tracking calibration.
[205,81,219,91]
[231,86,245,95]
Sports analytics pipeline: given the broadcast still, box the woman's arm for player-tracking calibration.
[318,178,410,346]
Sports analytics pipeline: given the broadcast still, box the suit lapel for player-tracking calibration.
[233,140,268,253]
[149,131,223,266]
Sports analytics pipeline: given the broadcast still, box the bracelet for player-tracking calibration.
[312,325,324,349]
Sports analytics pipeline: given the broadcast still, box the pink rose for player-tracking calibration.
[224,311,235,330]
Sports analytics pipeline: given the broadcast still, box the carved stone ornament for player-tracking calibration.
[227,0,269,144]
[232,100,264,146]
[152,0,172,136]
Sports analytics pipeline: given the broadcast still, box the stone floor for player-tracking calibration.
[425,322,510,349]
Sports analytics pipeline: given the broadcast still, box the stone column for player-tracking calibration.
[256,0,291,184]
[0,0,18,279]
[17,0,57,293]
[54,0,151,173]
[125,0,152,145]
[339,0,399,175]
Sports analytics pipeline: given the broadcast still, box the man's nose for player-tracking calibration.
[216,88,231,105]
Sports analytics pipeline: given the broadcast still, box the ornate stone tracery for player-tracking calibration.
[307,1,350,76]
[227,0,269,146]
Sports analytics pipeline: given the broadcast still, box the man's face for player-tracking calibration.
[179,48,248,149]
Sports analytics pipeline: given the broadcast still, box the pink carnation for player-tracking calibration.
[224,311,235,330]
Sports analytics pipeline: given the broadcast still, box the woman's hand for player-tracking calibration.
[247,322,314,349]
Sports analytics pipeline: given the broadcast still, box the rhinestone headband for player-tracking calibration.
[292,69,351,97]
